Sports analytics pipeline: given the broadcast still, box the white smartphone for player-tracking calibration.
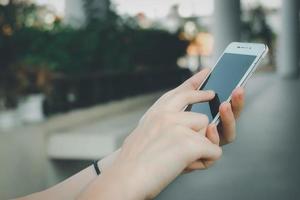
[185,42,268,124]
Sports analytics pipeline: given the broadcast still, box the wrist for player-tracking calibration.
[80,159,145,200]
[101,162,146,200]
[98,149,121,173]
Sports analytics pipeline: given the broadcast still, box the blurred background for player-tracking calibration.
[0,0,299,199]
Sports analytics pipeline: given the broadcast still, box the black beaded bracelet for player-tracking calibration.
[93,160,101,175]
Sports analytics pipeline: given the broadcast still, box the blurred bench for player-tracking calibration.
[47,92,163,160]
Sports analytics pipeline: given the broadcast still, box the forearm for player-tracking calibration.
[77,163,144,200]
[16,165,97,200]
[16,150,120,200]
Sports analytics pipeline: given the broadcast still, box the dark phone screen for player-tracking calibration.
[186,53,256,122]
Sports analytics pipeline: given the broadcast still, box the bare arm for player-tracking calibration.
[15,68,245,200]
[16,150,120,200]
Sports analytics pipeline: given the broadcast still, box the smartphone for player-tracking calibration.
[185,42,268,124]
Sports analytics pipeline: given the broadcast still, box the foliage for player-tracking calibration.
[0,0,188,109]
[0,0,188,76]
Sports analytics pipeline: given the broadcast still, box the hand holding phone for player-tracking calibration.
[185,42,268,124]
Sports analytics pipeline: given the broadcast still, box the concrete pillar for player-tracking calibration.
[64,0,86,28]
[64,0,110,28]
[213,0,241,61]
[277,0,300,79]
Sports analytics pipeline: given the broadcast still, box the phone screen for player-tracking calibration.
[186,53,257,122]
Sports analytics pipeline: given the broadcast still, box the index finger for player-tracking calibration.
[176,68,211,92]
[231,87,245,119]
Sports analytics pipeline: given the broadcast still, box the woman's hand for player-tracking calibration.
[217,87,245,145]
[79,68,222,200]
[186,87,245,172]
[100,68,245,175]
[16,68,245,200]
[203,87,245,149]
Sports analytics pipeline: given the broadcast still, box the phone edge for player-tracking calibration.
[211,43,269,125]
[182,42,269,126]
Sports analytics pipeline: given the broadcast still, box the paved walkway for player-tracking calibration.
[157,73,300,200]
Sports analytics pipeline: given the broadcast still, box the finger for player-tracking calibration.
[231,87,245,119]
[206,124,220,145]
[202,160,215,169]
[174,126,222,164]
[186,160,215,171]
[189,134,222,161]
[219,102,236,145]
[185,125,220,172]
[175,112,209,133]
[167,90,215,111]
[150,68,211,110]
[186,161,206,170]
[176,68,211,92]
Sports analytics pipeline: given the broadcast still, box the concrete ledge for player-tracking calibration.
[43,92,163,134]
[48,131,121,160]
[47,92,163,160]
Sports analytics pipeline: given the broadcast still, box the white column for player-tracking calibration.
[213,0,241,61]
[277,0,300,79]
[64,0,110,28]
[64,0,86,28]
